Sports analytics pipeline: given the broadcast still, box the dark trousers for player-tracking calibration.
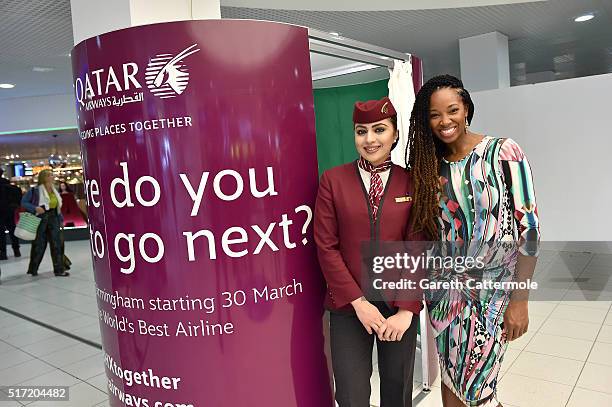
[27,211,63,274]
[330,304,418,407]
[0,210,19,255]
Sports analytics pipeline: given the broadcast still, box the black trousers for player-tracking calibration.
[0,210,19,255]
[330,304,418,407]
[27,211,63,274]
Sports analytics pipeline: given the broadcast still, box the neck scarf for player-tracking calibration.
[358,156,392,221]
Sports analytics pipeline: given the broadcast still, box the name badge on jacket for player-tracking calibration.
[394,195,412,203]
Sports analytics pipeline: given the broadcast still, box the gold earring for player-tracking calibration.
[465,117,469,130]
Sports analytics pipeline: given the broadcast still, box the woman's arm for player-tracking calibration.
[21,188,37,214]
[314,170,386,334]
[314,171,363,308]
[500,138,541,295]
[378,227,426,341]
[503,140,540,249]
[393,227,426,314]
[500,138,540,341]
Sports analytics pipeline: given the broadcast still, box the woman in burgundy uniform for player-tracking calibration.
[315,97,423,407]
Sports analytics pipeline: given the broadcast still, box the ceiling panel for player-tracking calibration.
[222,0,547,11]
[0,0,74,98]
[0,0,610,101]
[222,0,612,84]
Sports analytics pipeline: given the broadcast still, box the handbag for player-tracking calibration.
[15,212,41,241]
[60,229,72,270]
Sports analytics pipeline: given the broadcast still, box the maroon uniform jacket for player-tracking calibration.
[314,161,423,315]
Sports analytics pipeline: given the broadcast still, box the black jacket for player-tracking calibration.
[0,178,22,213]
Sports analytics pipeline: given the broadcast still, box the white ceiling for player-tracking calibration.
[0,0,611,100]
[0,0,74,99]
[222,0,547,11]
[223,0,612,84]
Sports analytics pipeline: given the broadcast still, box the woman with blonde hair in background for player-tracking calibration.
[21,170,70,277]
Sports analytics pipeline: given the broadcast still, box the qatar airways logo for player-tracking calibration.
[146,44,200,99]
[74,43,200,111]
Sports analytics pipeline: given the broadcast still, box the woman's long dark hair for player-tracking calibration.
[405,74,475,239]
[60,182,73,193]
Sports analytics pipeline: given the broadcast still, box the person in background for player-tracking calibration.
[21,170,69,277]
[59,181,85,227]
[315,97,422,407]
[406,75,540,406]
[57,181,76,270]
[0,168,22,260]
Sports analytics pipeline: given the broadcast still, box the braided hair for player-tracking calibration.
[405,74,475,239]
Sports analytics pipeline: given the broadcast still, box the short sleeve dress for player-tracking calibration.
[426,136,540,406]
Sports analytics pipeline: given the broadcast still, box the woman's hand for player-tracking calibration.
[351,297,386,334]
[35,206,45,215]
[377,309,413,341]
[503,300,529,341]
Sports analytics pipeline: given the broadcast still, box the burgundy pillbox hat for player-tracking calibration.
[352,96,397,124]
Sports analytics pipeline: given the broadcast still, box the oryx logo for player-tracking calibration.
[146,44,200,99]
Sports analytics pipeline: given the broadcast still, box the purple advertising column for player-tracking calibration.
[71,20,333,407]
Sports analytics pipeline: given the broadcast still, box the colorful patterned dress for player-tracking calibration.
[426,136,540,406]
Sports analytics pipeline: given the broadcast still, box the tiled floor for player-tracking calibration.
[409,250,612,407]
[0,241,105,407]
[0,242,611,406]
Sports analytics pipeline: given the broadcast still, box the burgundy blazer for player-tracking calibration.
[314,161,423,314]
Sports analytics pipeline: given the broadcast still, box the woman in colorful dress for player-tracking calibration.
[315,97,422,407]
[406,75,540,406]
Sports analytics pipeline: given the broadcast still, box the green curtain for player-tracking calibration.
[313,79,389,175]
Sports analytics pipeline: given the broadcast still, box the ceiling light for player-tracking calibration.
[0,83,15,89]
[574,13,594,22]
[33,67,54,72]
[329,32,340,37]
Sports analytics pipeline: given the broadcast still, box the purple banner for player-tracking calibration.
[72,20,332,407]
